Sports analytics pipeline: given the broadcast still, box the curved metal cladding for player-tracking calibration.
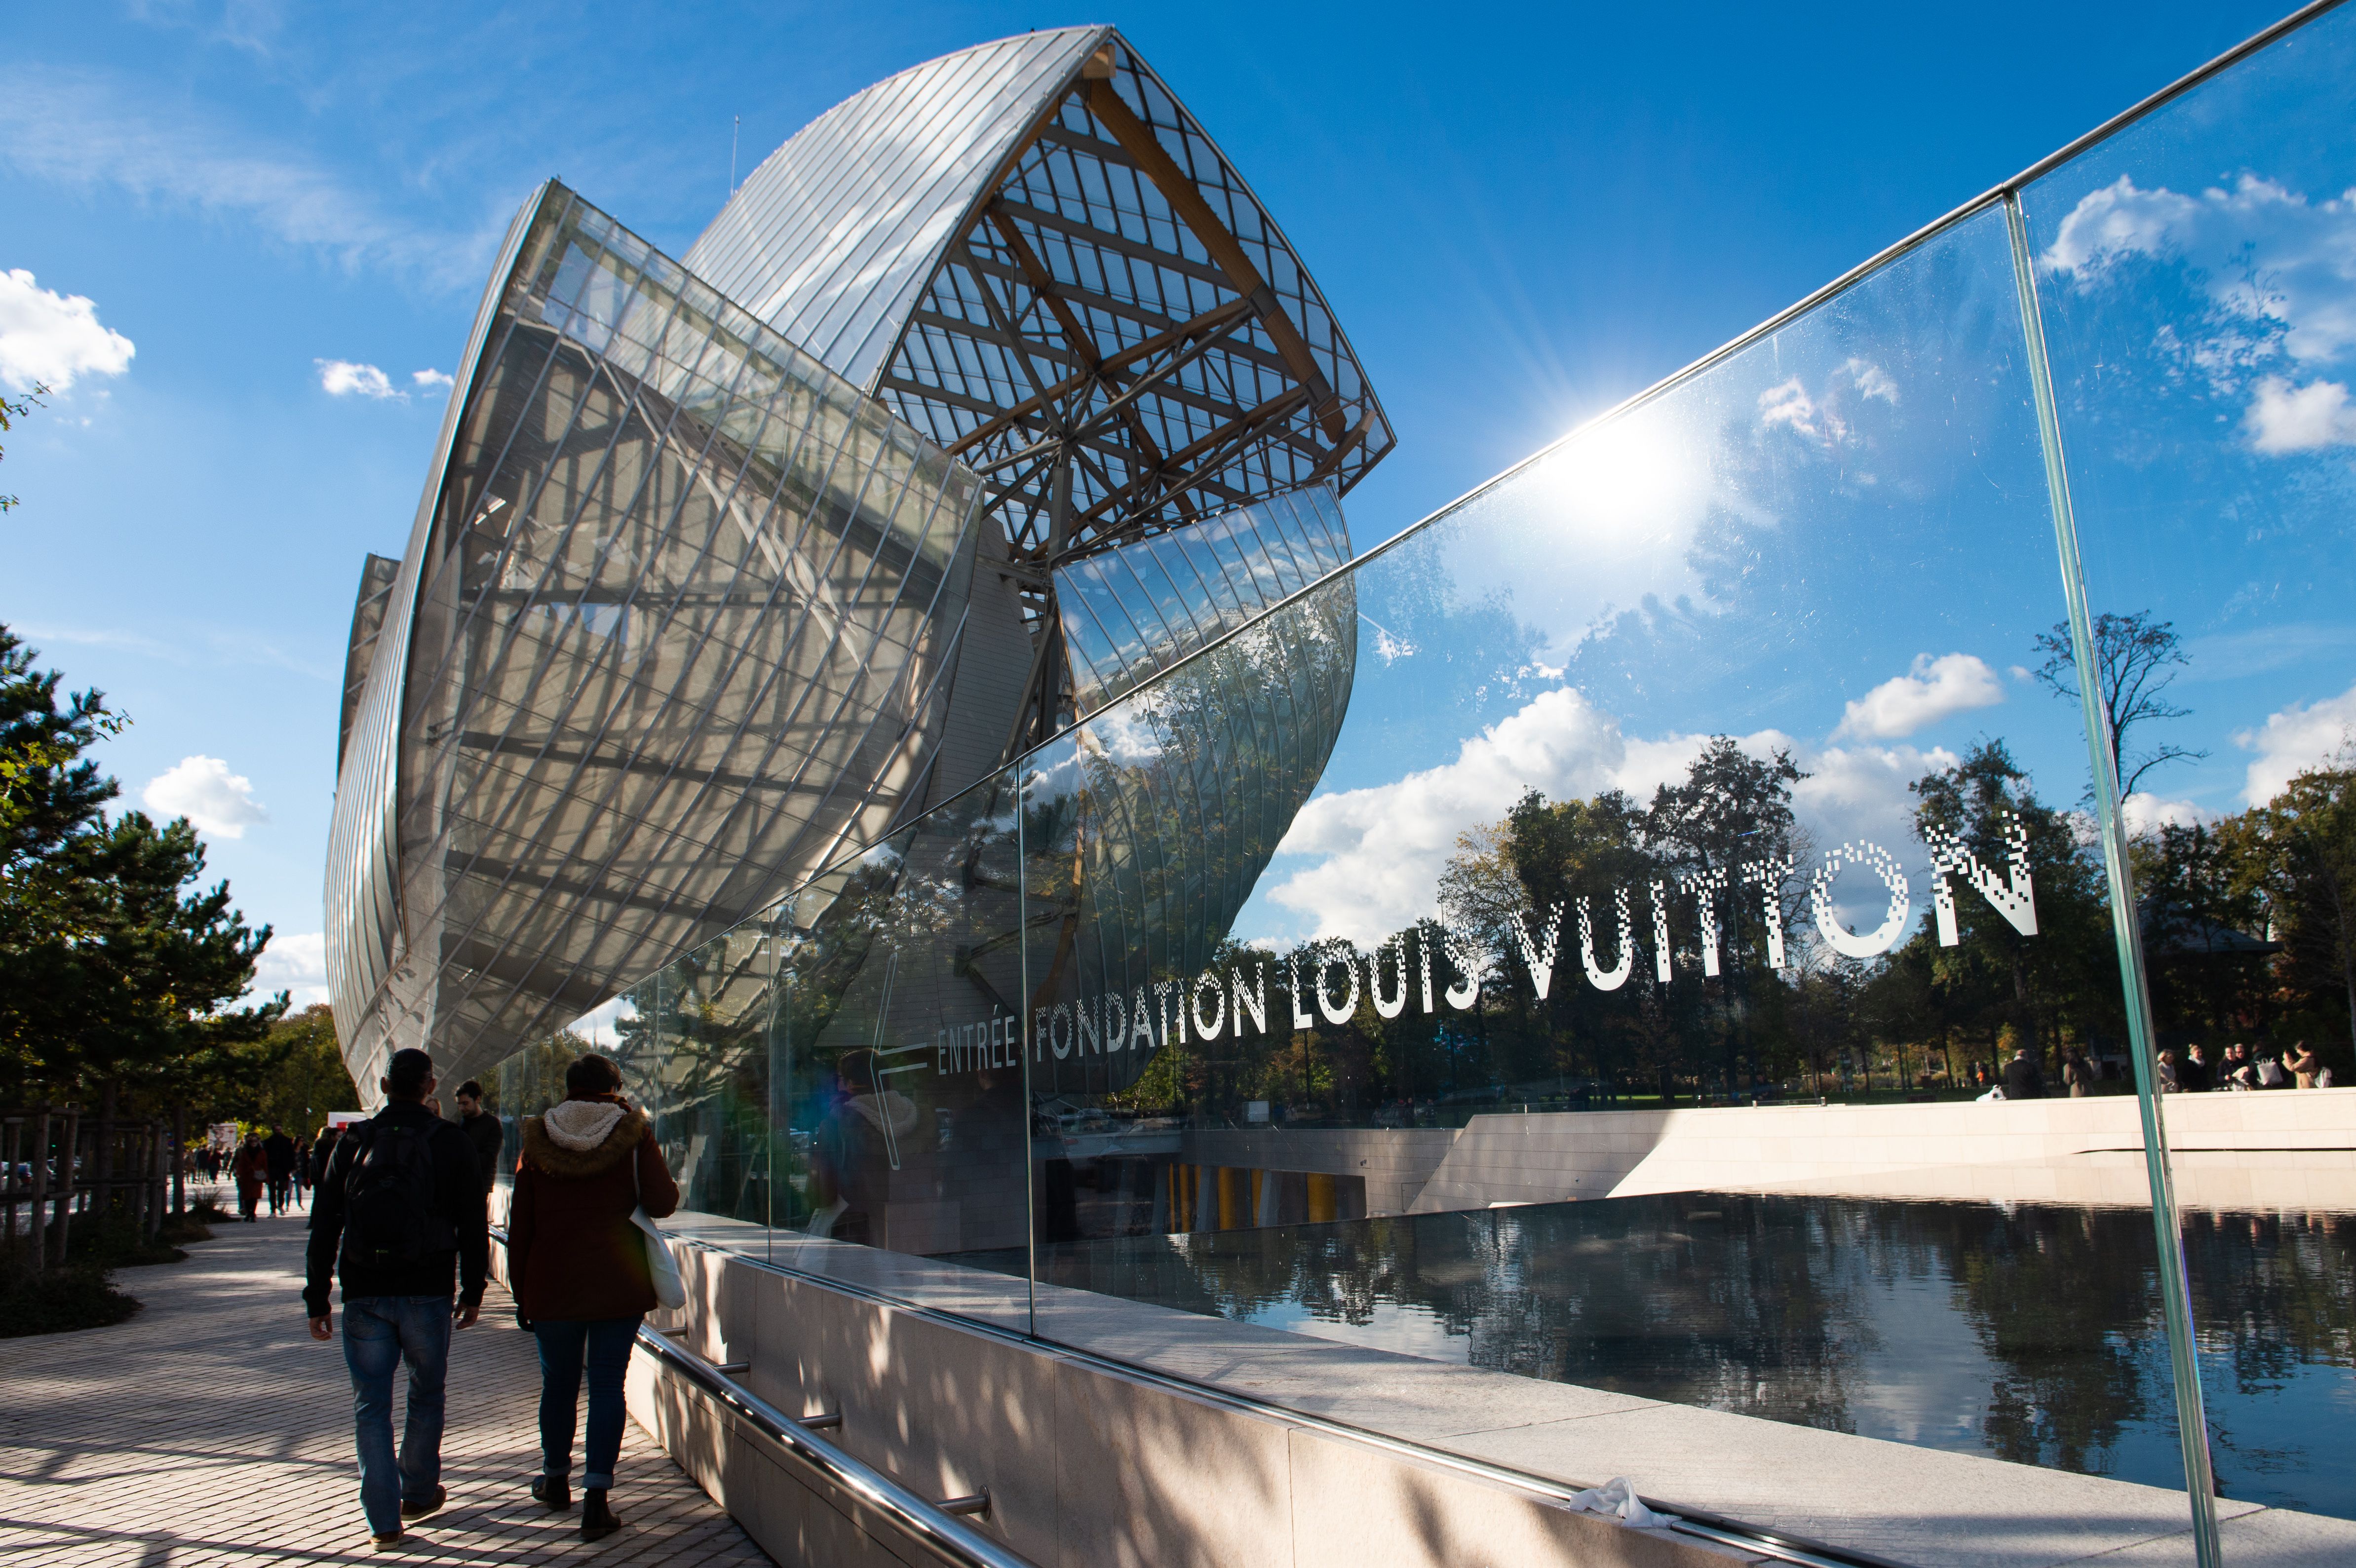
[1024,500,1357,1101]
[688,27,1393,750]
[326,182,989,1098]
[686,27,1110,392]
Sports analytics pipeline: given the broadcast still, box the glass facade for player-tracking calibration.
[464,7,2356,1557]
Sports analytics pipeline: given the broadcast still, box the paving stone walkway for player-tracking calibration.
[0,1211,773,1567]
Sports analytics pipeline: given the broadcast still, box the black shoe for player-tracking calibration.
[580,1489,621,1540]
[531,1475,570,1513]
[400,1485,446,1521]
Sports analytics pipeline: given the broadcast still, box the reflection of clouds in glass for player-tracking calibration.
[1262,679,1947,947]
[1832,652,2004,740]
[2122,792,2208,834]
[2045,173,2356,451]
[2236,676,2356,803]
[1757,358,1899,448]
[1078,704,1165,767]
[570,993,639,1049]
[2244,373,2356,451]
[1269,686,1629,945]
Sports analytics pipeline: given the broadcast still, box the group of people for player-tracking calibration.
[2157,1040,2333,1093]
[301,1048,678,1551]
[1991,1039,2336,1099]
[228,1127,309,1220]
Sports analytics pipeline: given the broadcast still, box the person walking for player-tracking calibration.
[455,1081,504,1195]
[2181,1043,2215,1093]
[2157,1049,2183,1094]
[233,1132,267,1221]
[507,1053,679,1541]
[303,1047,491,1551]
[2002,1041,2047,1101]
[264,1126,298,1215]
[2062,1047,2096,1098]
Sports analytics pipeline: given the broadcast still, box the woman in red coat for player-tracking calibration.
[506,1054,679,1540]
[231,1133,267,1222]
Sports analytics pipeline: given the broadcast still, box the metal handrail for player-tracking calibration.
[631,1324,1035,1568]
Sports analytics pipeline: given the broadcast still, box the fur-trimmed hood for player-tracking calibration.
[520,1105,649,1179]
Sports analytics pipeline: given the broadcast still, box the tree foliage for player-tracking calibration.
[0,625,285,1115]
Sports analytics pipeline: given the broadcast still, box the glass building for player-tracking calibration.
[330,11,2356,1564]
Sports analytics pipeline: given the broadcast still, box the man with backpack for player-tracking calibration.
[303,1047,490,1551]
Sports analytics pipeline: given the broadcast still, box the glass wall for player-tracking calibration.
[484,5,2356,1552]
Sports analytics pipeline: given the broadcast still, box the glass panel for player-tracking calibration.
[2022,1,2356,1525]
[485,760,1037,1332]
[1012,201,2242,1550]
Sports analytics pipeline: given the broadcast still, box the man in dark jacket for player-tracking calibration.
[304,1048,490,1550]
[263,1126,298,1215]
[2001,1044,2047,1101]
[454,1080,504,1195]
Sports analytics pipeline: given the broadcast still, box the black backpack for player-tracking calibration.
[341,1119,458,1269]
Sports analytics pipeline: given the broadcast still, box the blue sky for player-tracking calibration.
[0,0,2301,1001]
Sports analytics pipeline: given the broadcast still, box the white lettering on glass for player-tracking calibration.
[1810,841,1912,958]
[1680,867,1728,977]
[1191,973,1226,1040]
[1578,889,1634,992]
[1739,857,1794,971]
[1925,811,2038,944]
[1369,939,1409,1019]
[1231,963,1267,1036]
[1515,902,1564,1000]
[1315,945,1360,1025]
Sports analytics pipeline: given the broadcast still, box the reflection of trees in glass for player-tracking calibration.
[1045,1191,2356,1490]
[2240,767,2356,1061]
[1945,1203,2151,1471]
[1898,739,2117,1083]
[2032,611,2207,796]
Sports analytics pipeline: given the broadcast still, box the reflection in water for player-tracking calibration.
[1029,1194,2356,1519]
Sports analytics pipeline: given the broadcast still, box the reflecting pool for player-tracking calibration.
[1026,1194,2356,1520]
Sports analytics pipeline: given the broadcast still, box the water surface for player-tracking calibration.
[1027,1193,2356,1519]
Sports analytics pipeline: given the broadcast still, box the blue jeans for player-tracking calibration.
[533,1316,641,1491]
[342,1297,453,1535]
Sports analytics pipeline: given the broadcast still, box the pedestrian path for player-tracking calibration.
[0,1212,773,1566]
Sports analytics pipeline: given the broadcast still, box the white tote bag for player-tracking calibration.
[630,1140,687,1310]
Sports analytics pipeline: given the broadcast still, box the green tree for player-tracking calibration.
[2240,766,2356,1059]
[0,627,281,1117]
[247,1004,358,1136]
[1905,739,2115,1077]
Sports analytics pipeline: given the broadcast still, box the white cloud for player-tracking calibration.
[1833,652,2004,740]
[2237,680,2356,804]
[1843,358,1899,403]
[1259,680,1948,947]
[1756,361,1899,449]
[2042,176,2204,278]
[2122,793,2207,835]
[317,358,403,400]
[250,931,327,1008]
[2044,174,2356,447]
[412,367,454,390]
[141,754,268,838]
[0,269,135,392]
[1268,687,1631,945]
[2242,375,2356,453]
[1758,377,1821,439]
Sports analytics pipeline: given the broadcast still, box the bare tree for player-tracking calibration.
[2032,611,2207,797]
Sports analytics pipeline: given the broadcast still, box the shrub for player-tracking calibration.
[0,1261,141,1337]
